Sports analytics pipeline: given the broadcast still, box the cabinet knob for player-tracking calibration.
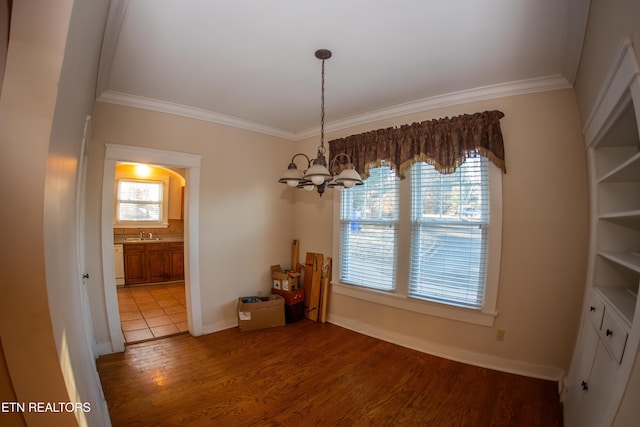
[589,306,596,312]
[581,381,589,391]
[606,329,613,337]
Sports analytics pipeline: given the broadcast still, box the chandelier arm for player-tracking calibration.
[290,152,311,168]
[328,152,353,173]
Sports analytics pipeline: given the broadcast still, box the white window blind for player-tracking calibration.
[116,179,163,222]
[409,157,489,309]
[340,165,399,291]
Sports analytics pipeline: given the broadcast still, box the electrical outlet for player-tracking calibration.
[496,329,506,342]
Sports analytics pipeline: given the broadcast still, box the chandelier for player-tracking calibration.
[278,49,363,196]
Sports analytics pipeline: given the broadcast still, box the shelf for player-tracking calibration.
[600,211,640,231]
[595,102,639,148]
[600,210,640,219]
[594,286,636,327]
[598,151,640,183]
[597,181,640,215]
[598,251,640,273]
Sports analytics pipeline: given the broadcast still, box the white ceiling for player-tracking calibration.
[96,0,590,141]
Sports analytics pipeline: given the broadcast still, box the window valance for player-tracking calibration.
[329,110,506,179]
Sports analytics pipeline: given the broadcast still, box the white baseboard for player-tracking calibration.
[201,320,238,336]
[93,322,237,358]
[328,313,565,384]
[94,341,115,357]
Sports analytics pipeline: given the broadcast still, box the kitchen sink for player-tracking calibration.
[124,237,162,241]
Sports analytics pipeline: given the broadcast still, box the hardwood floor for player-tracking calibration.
[96,320,563,426]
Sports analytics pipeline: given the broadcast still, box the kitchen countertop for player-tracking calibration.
[114,234,184,244]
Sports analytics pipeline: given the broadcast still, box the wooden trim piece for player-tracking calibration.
[292,239,299,272]
[319,257,331,323]
[304,252,323,321]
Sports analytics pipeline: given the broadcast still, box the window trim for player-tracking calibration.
[332,161,502,327]
[114,176,170,228]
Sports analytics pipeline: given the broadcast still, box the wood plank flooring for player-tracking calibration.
[96,320,563,426]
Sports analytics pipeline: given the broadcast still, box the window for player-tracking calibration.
[340,166,399,291]
[409,157,488,309]
[115,178,169,227]
[334,157,502,326]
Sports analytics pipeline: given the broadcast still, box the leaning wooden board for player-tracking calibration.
[292,240,300,273]
[319,257,331,323]
[303,252,323,321]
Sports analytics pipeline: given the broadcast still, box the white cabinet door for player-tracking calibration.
[564,322,600,426]
[573,341,623,427]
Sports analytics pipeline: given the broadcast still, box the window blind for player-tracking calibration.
[117,179,163,222]
[340,166,398,291]
[409,157,489,308]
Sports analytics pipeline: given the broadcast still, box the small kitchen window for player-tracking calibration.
[115,178,169,227]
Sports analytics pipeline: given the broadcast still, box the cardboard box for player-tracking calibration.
[271,287,305,306]
[285,301,305,323]
[271,265,300,291]
[237,294,285,331]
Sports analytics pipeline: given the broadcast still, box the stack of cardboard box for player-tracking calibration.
[271,265,304,323]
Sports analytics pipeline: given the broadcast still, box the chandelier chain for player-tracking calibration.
[278,49,362,195]
[320,58,325,153]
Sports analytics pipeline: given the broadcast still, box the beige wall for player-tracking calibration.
[294,89,589,375]
[86,103,297,343]
[0,2,76,426]
[0,0,9,97]
[0,0,109,426]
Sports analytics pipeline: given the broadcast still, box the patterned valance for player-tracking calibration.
[329,110,506,179]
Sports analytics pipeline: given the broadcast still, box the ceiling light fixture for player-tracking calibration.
[135,164,151,177]
[278,49,363,196]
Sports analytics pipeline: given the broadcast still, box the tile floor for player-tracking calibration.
[117,282,188,344]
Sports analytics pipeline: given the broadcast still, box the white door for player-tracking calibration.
[76,116,96,355]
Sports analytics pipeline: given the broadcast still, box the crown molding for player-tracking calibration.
[97,90,298,140]
[296,75,573,140]
[97,75,572,142]
[563,0,591,84]
[95,0,129,100]
[582,39,640,146]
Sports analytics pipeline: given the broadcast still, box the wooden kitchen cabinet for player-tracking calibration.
[123,242,184,285]
[169,242,185,280]
[146,243,171,282]
[123,244,146,285]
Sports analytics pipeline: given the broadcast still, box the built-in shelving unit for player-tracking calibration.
[564,40,640,427]
[593,102,640,327]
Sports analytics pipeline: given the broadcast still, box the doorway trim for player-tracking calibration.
[101,143,202,352]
